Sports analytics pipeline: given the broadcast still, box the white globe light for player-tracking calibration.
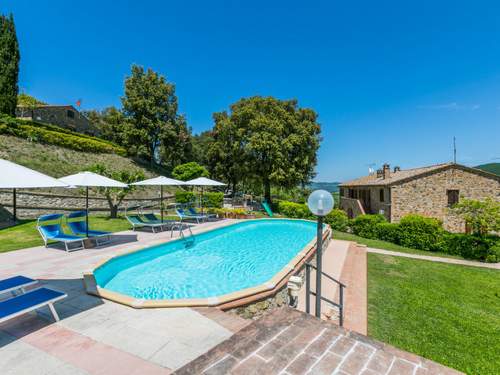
[307,190,334,216]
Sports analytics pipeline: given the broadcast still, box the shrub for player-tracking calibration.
[486,242,500,263]
[171,162,209,181]
[351,214,387,239]
[175,191,196,204]
[0,115,126,155]
[398,215,445,251]
[442,233,499,262]
[375,222,401,243]
[324,209,349,231]
[203,192,223,208]
[277,201,313,219]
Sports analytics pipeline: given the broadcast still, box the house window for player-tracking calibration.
[67,110,75,119]
[379,189,384,202]
[447,190,459,207]
[339,188,344,197]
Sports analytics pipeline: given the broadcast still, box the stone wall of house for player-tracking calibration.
[16,106,94,134]
[339,197,366,219]
[368,187,391,220]
[339,189,391,220]
[391,168,499,232]
[0,189,174,219]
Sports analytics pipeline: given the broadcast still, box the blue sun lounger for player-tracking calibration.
[66,211,112,246]
[188,207,216,221]
[176,208,205,224]
[126,215,164,233]
[0,287,67,323]
[142,213,177,229]
[0,276,37,297]
[37,214,85,252]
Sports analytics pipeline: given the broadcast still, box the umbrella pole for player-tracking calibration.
[160,185,164,223]
[86,187,89,237]
[12,188,16,222]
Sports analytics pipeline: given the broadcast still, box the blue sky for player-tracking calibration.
[3,1,500,181]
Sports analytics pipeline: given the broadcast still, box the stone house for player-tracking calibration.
[16,105,94,135]
[339,163,500,232]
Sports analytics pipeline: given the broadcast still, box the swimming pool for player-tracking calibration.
[85,219,327,308]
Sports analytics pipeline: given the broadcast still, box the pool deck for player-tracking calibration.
[0,220,462,374]
[0,220,249,374]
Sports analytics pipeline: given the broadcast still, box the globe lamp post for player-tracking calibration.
[307,189,334,318]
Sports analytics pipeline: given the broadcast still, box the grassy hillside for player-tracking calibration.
[476,162,500,176]
[0,134,159,178]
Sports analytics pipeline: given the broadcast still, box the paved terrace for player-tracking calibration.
[0,220,249,374]
[0,220,462,374]
[176,307,462,375]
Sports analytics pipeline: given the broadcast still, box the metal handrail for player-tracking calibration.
[305,263,346,327]
[305,263,346,288]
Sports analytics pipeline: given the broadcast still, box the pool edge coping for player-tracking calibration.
[83,218,331,309]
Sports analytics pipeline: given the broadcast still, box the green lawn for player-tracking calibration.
[368,253,500,375]
[0,216,130,253]
[332,230,463,259]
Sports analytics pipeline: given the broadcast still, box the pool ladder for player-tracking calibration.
[179,224,195,247]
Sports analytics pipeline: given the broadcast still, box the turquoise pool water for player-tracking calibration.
[94,219,317,300]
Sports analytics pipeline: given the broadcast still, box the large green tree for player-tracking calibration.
[159,113,192,172]
[121,65,191,167]
[0,13,20,116]
[192,130,214,167]
[84,107,130,146]
[210,96,321,202]
[208,112,246,195]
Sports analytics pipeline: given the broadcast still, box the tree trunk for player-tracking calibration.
[264,178,271,204]
[231,180,237,198]
[106,194,119,218]
[109,205,118,218]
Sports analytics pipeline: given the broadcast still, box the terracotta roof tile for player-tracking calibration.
[340,163,454,186]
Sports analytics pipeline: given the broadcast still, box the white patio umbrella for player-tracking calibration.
[185,177,226,213]
[131,176,186,222]
[0,159,68,221]
[58,171,128,236]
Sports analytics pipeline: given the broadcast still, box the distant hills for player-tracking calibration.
[308,181,340,193]
[475,163,500,176]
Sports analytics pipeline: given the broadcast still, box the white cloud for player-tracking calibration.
[417,102,480,110]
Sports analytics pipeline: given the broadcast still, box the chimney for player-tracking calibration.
[393,166,401,173]
[383,163,391,179]
[376,169,383,178]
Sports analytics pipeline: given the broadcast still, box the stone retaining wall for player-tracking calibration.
[0,189,174,219]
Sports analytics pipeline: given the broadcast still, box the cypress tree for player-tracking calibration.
[0,13,20,116]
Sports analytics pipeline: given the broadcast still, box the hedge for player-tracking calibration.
[441,233,500,262]
[276,204,500,262]
[397,214,445,252]
[276,201,349,231]
[354,213,499,262]
[277,201,313,219]
[351,214,386,239]
[0,115,126,155]
[324,209,349,231]
[175,191,196,204]
[375,222,400,243]
[203,192,224,208]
